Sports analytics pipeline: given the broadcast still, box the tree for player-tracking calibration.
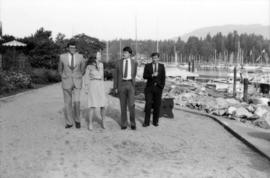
[185,36,200,56]
[55,33,69,54]
[22,27,61,69]
[72,33,105,59]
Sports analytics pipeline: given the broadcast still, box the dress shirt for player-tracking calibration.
[122,58,132,80]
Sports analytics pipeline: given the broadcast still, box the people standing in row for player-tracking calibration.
[59,42,167,130]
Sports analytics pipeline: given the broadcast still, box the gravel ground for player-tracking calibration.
[0,82,270,178]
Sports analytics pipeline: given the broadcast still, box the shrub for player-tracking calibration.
[30,68,49,84]
[103,61,116,81]
[47,69,61,83]
[104,68,113,81]
[30,68,61,84]
[0,71,32,94]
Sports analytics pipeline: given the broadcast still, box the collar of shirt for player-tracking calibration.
[153,62,159,69]
[123,58,130,61]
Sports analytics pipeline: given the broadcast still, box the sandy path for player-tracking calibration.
[0,82,270,178]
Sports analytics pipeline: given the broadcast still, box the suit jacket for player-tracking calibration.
[143,62,166,90]
[113,58,138,90]
[58,52,86,89]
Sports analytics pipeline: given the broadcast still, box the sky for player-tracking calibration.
[0,0,269,40]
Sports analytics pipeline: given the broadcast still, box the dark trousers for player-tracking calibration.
[144,86,162,125]
[118,81,136,127]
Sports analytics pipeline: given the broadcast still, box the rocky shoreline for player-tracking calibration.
[162,77,270,129]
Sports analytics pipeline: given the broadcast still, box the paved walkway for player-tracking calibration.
[174,106,270,161]
[0,82,270,178]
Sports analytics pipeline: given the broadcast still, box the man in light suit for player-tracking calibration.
[113,46,138,130]
[58,41,86,129]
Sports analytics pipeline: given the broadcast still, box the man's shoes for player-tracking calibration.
[153,123,159,127]
[75,122,81,129]
[65,124,73,129]
[131,126,136,130]
[142,123,149,127]
[121,126,127,130]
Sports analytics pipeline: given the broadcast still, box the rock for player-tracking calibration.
[212,109,227,116]
[247,114,260,121]
[174,96,185,106]
[180,93,197,101]
[227,106,237,115]
[204,98,218,111]
[234,107,253,118]
[200,87,206,92]
[262,112,270,126]
[215,97,229,109]
[226,98,240,106]
[246,104,256,113]
[250,97,270,105]
[215,83,229,92]
[253,119,270,129]
[254,106,269,118]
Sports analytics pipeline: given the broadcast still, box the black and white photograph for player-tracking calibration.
[0,0,270,177]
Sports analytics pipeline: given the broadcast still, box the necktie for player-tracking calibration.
[71,54,74,70]
[124,59,128,78]
[154,63,157,73]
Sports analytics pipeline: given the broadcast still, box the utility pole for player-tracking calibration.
[106,41,109,62]
[0,0,2,70]
[156,40,159,53]
[174,43,178,65]
[156,16,159,53]
[135,15,138,58]
[0,0,2,37]
[119,39,122,59]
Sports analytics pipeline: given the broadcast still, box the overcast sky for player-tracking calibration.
[1,0,269,40]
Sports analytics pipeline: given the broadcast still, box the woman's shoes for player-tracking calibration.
[88,119,105,130]
[88,123,93,131]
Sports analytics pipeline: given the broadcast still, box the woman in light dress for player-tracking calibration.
[84,52,107,130]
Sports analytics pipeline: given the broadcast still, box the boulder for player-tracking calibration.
[215,97,229,109]
[180,93,197,101]
[254,106,269,118]
[262,112,270,126]
[250,97,270,105]
[227,106,237,115]
[235,107,253,118]
[204,98,218,111]
[253,119,270,129]
[226,98,240,106]
[246,104,256,113]
[212,109,227,116]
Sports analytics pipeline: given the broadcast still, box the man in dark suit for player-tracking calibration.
[113,47,138,130]
[143,52,166,127]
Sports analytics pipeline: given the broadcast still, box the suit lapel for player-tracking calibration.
[120,59,124,78]
[150,63,154,74]
[63,54,71,71]
[131,59,134,78]
[157,63,161,75]
[73,53,80,69]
